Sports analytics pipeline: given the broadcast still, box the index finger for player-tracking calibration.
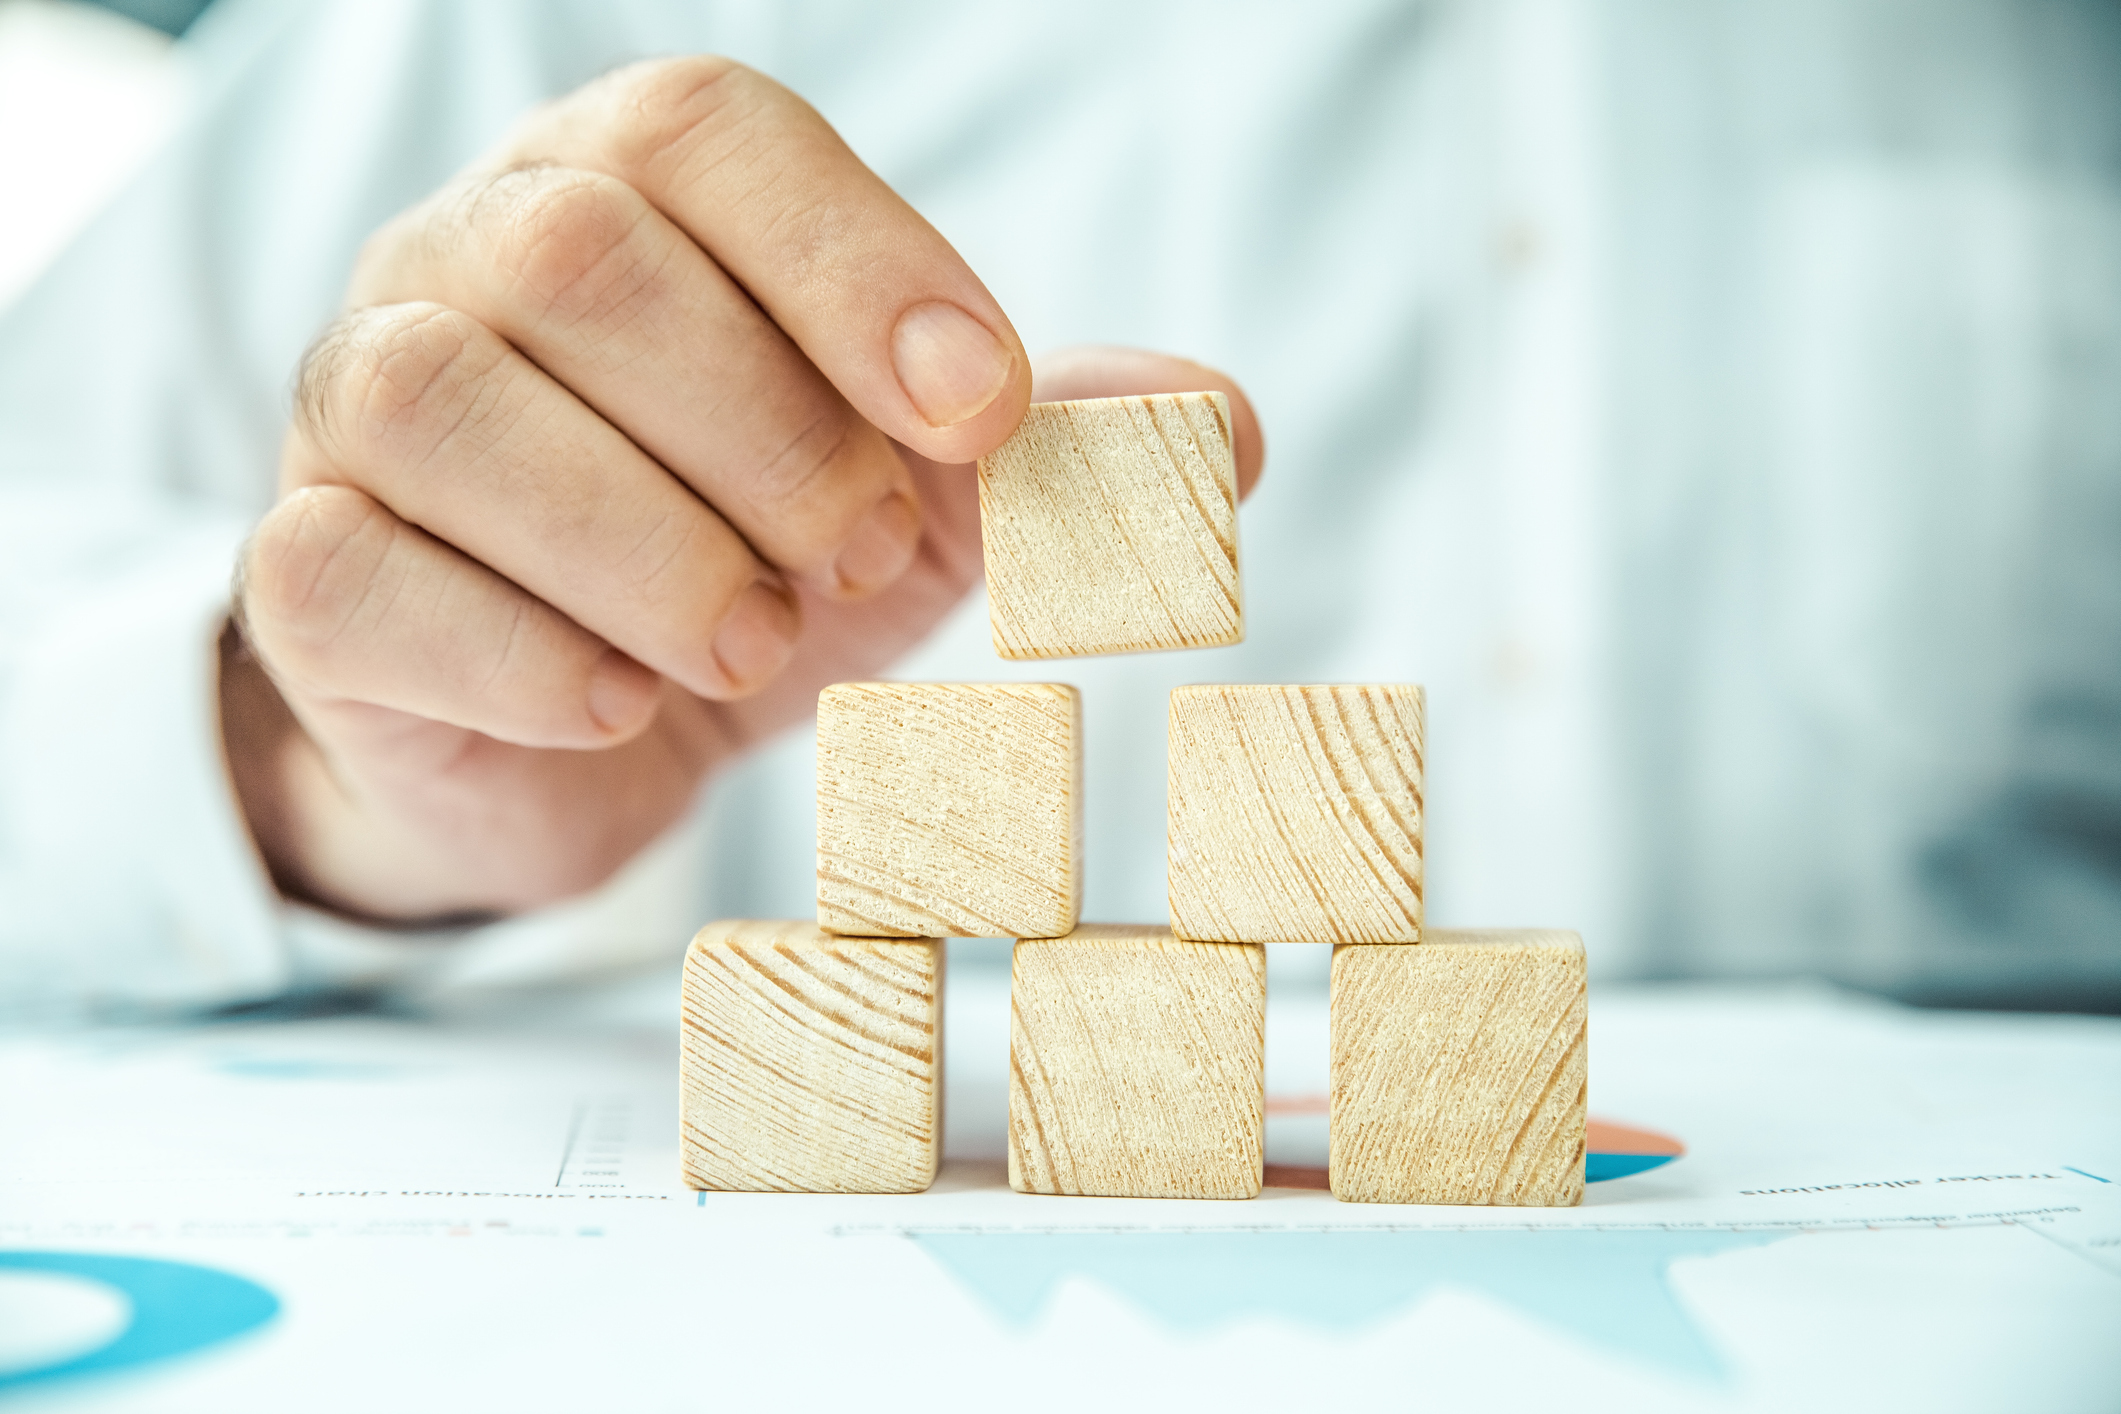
[492,57,1031,466]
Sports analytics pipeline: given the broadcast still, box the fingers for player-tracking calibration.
[318,52,1043,721]
[350,165,922,600]
[277,52,1264,771]
[286,302,798,701]
[492,56,1032,465]
[240,485,661,749]
[1031,346,1269,498]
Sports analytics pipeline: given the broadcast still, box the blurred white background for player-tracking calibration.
[0,0,188,309]
[2,0,2116,1009]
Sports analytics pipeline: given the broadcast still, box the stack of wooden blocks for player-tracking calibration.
[680,393,1587,1205]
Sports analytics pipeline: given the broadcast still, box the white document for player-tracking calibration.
[3,954,2117,1413]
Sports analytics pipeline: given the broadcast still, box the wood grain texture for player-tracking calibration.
[1009,924,1265,1199]
[680,919,942,1194]
[1329,930,1586,1206]
[977,392,1243,660]
[1168,684,1425,944]
[817,682,1082,939]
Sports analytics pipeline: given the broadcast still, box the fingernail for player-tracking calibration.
[710,580,799,692]
[587,648,657,734]
[832,491,921,596]
[891,301,1014,428]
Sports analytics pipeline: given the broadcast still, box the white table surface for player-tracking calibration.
[4,943,2119,1413]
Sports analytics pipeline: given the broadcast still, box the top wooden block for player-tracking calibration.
[1168,684,1425,943]
[977,392,1243,660]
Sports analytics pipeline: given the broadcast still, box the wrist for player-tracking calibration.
[219,618,498,928]
[217,616,310,903]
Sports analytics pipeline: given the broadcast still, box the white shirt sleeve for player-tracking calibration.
[0,495,279,1012]
[0,0,706,1016]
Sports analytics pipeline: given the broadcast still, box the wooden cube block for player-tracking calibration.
[1009,925,1265,1199]
[817,682,1081,939]
[977,392,1243,659]
[1168,684,1425,944]
[1330,930,1586,1206]
[680,920,942,1193]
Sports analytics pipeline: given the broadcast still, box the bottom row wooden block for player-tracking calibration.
[679,921,1583,1207]
[681,920,942,1194]
[1009,926,1265,1200]
[1330,930,1586,1206]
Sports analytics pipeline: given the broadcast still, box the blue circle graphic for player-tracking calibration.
[0,1252,278,1392]
[1586,1152,1678,1182]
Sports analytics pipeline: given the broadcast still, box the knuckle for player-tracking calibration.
[754,187,852,278]
[242,487,389,672]
[290,314,363,447]
[296,303,506,465]
[751,410,895,551]
[757,408,856,501]
[609,504,709,610]
[599,57,846,283]
[601,54,766,183]
[488,169,658,328]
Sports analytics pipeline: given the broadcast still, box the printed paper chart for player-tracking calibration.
[3,977,2117,1413]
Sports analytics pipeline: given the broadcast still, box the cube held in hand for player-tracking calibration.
[978,392,1243,660]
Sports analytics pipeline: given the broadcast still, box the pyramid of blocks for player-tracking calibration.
[679,392,1587,1205]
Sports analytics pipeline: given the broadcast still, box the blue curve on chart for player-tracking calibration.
[917,1227,1780,1381]
[0,1252,278,1393]
[1587,1152,1676,1182]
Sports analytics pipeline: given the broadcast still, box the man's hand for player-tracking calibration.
[223,58,1264,925]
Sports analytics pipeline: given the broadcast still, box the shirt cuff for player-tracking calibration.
[0,514,284,1012]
